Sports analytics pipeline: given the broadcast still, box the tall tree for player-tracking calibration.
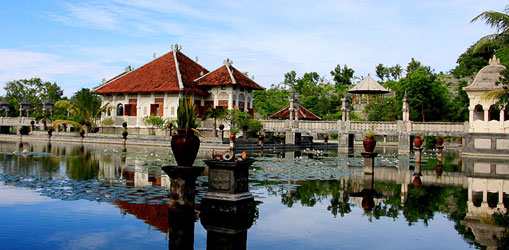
[375,63,389,81]
[3,78,64,118]
[53,88,108,131]
[471,6,509,53]
[330,64,355,86]
[389,64,403,80]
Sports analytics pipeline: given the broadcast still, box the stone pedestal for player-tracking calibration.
[202,159,254,207]
[398,133,412,154]
[361,152,378,175]
[161,166,204,212]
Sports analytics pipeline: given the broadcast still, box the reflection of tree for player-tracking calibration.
[66,147,99,180]
[328,195,351,218]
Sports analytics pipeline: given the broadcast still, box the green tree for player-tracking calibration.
[365,97,401,121]
[375,63,389,82]
[398,63,451,122]
[451,44,496,78]
[52,88,108,132]
[330,64,355,86]
[253,84,290,119]
[3,78,64,118]
[388,64,403,80]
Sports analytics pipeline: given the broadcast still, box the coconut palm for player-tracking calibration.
[52,88,110,132]
[471,6,509,53]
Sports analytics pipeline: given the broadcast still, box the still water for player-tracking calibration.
[0,140,507,249]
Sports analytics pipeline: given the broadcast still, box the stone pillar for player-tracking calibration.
[168,209,195,249]
[402,90,410,122]
[286,132,296,145]
[398,132,412,154]
[338,133,353,154]
[161,166,204,212]
[362,152,378,175]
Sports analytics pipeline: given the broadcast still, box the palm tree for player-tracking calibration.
[471,6,509,53]
[203,105,226,137]
[52,88,110,132]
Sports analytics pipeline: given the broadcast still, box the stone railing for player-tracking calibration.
[350,121,398,132]
[298,121,337,130]
[411,122,466,134]
[0,117,37,126]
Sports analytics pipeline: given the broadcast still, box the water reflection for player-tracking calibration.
[0,141,508,249]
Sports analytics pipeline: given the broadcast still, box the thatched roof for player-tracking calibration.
[348,74,390,94]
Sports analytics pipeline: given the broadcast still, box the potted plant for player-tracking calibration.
[79,128,85,139]
[122,121,127,129]
[323,134,329,143]
[230,128,238,141]
[47,126,54,140]
[363,131,376,153]
[436,135,444,147]
[171,96,201,166]
[413,134,424,148]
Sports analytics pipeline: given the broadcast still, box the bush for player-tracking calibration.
[143,115,165,135]
[101,119,115,126]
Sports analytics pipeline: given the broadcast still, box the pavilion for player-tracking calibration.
[348,74,390,111]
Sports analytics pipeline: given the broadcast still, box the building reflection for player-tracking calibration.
[461,157,509,250]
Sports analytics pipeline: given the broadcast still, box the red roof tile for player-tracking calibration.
[195,64,265,90]
[95,51,210,96]
[270,104,321,120]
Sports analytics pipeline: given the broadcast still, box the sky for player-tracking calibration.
[0,0,507,97]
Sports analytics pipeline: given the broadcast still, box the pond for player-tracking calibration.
[0,140,507,249]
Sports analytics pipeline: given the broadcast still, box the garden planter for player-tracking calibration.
[122,130,128,140]
[413,137,423,148]
[363,137,376,153]
[79,130,85,139]
[171,129,200,166]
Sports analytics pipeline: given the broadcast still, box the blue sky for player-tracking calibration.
[0,0,507,97]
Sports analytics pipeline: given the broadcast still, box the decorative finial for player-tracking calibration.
[195,56,199,62]
[153,53,156,59]
[489,55,501,66]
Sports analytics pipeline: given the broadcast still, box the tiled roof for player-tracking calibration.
[195,63,265,90]
[270,104,321,120]
[94,50,210,96]
[348,74,390,94]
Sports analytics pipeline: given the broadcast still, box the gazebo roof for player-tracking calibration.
[269,104,321,120]
[463,55,506,92]
[348,74,390,94]
[195,60,265,90]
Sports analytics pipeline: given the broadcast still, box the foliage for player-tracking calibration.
[176,96,197,130]
[398,62,452,121]
[448,80,470,121]
[451,44,496,78]
[245,119,263,136]
[253,85,290,119]
[365,131,376,138]
[365,97,401,121]
[101,119,115,126]
[3,78,64,118]
[223,110,251,131]
[143,115,165,135]
[52,88,107,131]
[330,64,355,86]
[470,6,509,53]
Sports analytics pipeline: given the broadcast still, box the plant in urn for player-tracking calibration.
[171,96,201,166]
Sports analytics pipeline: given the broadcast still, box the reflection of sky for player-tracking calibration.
[0,184,55,205]
[246,189,472,250]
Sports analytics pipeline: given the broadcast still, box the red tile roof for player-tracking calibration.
[195,64,265,90]
[94,50,210,96]
[270,104,321,120]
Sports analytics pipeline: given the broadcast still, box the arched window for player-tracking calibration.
[489,105,500,121]
[474,105,484,121]
[117,104,124,116]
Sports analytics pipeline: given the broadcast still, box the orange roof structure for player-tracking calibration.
[270,104,321,120]
[195,60,265,90]
[94,49,209,96]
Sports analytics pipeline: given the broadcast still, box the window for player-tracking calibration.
[125,99,137,116]
[474,105,484,121]
[150,98,164,116]
[238,101,245,111]
[217,100,228,109]
[117,104,124,116]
